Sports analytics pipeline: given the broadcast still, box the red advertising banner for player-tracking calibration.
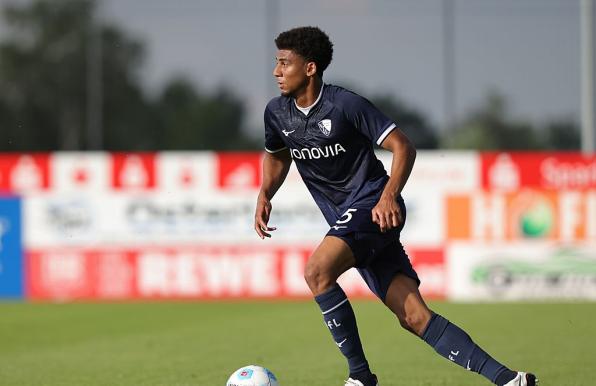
[50,152,111,192]
[111,153,157,190]
[216,152,262,190]
[482,152,596,191]
[26,246,445,301]
[409,248,447,299]
[0,154,50,194]
[3,151,593,195]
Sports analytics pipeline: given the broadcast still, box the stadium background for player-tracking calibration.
[0,1,595,385]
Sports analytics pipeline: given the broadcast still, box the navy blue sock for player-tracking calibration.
[314,284,369,375]
[422,313,516,385]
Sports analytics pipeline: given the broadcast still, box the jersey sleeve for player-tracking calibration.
[341,92,397,146]
[264,106,287,153]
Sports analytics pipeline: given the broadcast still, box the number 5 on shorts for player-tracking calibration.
[337,208,357,224]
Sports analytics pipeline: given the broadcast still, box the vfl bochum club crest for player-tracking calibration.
[318,119,332,136]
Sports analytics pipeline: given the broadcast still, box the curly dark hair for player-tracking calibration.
[275,26,334,77]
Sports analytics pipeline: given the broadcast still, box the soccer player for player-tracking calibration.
[254,26,538,386]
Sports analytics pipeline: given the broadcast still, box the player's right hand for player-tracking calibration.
[254,195,277,239]
[371,193,403,233]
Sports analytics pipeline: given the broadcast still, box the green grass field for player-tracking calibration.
[0,301,593,385]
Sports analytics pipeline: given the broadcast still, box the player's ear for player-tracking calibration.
[305,61,317,77]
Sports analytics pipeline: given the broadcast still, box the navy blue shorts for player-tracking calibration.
[326,200,420,301]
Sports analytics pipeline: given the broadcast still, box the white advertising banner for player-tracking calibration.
[24,190,327,247]
[447,242,596,301]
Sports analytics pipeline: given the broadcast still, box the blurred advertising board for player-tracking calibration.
[446,190,596,242]
[23,191,327,246]
[447,242,596,301]
[0,154,50,194]
[26,246,445,301]
[2,152,259,194]
[482,152,596,191]
[379,151,479,246]
[2,150,596,301]
[24,151,477,248]
[0,197,24,298]
[388,151,480,193]
[408,247,447,299]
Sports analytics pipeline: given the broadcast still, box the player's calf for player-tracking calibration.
[421,312,524,386]
[314,284,371,377]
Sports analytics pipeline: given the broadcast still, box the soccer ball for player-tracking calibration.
[226,365,279,386]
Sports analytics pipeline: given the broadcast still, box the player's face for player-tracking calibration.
[273,49,310,97]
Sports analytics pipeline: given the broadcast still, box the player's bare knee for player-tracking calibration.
[404,311,431,336]
[396,310,431,336]
[303,264,317,289]
[304,263,334,296]
[396,315,412,332]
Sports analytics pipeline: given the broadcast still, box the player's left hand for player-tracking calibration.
[371,194,403,233]
[254,194,277,239]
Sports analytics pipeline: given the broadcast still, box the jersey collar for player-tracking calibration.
[294,83,325,116]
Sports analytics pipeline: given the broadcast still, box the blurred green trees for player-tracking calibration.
[441,92,580,150]
[0,0,256,151]
[370,91,580,151]
[0,0,98,150]
[154,79,255,150]
[0,0,580,152]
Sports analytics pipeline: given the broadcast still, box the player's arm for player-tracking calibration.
[254,149,292,239]
[372,129,416,232]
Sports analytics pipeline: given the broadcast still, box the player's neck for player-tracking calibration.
[294,77,323,108]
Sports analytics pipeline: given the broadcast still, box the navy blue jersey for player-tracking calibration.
[264,84,398,225]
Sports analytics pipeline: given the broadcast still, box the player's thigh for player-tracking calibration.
[384,273,432,335]
[306,236,356,284]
